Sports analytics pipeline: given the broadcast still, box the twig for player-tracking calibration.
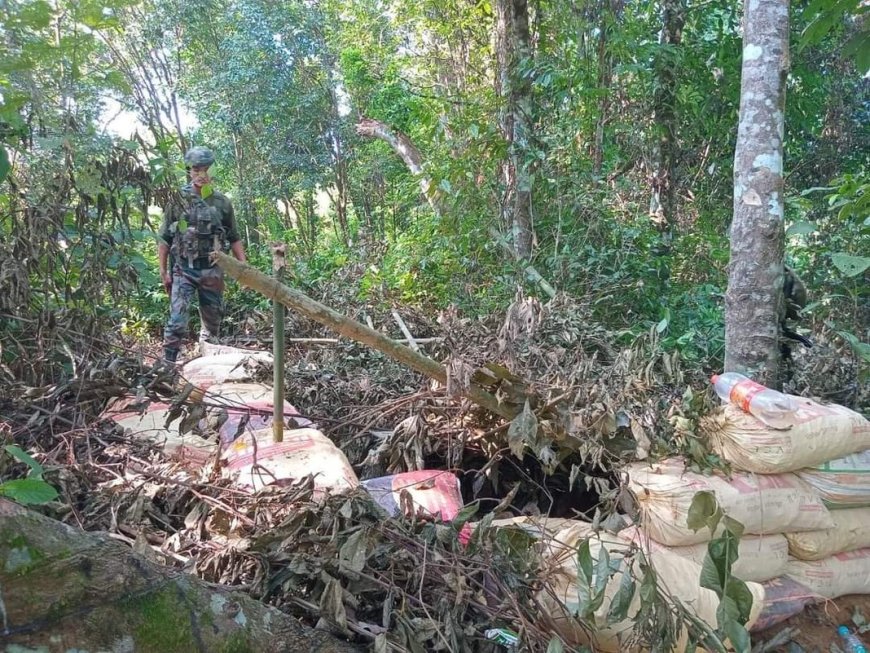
[289,597,409,652]
[391,310,420,353]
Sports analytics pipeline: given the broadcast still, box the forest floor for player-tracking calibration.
[757,595,870,652]
[1,289,868,651]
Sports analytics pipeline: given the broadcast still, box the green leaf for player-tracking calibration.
[721,515,745,538]
[0,146,9,184]
[200,183,214,199]
[451,501,479,529]
[4,444,44,478]
[831,252,870,277]
[0,478,58,504]
[836,331,870,363]
[785,220,817,237]
[575,538,603,619]
[656,316,669,333]
[724,578,755,624]
[607,565,636,623]
[687,491,720,533]
[546,637,565,653]
[723,619,751,653]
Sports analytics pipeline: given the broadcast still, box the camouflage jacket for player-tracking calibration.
[158,184,241,268]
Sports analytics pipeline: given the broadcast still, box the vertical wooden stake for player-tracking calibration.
[272,243,287,443]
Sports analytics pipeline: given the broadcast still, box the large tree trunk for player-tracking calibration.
[495,0,535,259]
[648,0,686,245]
[724,0,789,386]
[0,498,359,653]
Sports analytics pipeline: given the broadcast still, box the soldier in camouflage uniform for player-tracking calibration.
[158,146,247,362]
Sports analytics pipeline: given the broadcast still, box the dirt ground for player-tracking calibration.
[756,595,870,652]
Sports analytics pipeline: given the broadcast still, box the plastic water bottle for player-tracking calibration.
[710,372,797,429]
[838,625,868,653]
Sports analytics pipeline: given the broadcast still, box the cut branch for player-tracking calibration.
[214,252,519,420]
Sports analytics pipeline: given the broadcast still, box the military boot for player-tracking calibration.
[163,347,179,363]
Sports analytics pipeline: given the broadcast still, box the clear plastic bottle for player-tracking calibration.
[837,625,868,653]
[710,372,797,429]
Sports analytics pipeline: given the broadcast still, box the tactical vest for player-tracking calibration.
[170,188,228,268]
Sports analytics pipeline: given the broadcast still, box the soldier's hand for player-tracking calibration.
[162,271,173,295]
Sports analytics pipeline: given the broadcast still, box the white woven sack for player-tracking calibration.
[539,522,765,652]
[620,526,788,582]
[703,399,870,474]
[786,508,870,561]
[786,548,870,599]
[625,460,833,546]
[796,449,870,509]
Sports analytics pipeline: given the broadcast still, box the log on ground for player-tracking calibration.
[0,498,360,653]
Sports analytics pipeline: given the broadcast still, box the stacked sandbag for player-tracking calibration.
[200,382,313,446]
[102,395,217,466]
[623,457,832,630]
[703,399,870,475]
[785,508,870,560]
[796,449,870,509]
[624,460,833,546]
[539,521,767,652]
[181,350,272,389]
[222,427,358,495]
[619,525,788,583]
[701,393,870,603]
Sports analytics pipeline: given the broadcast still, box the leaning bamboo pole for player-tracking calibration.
[213,252,519,420]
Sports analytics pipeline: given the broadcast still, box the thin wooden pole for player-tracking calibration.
[213,252,519,420]
[272,243,287,443]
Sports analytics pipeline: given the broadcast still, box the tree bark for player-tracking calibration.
[213,252,520,420]
[355,116,556,299]
[495,0,535,259]
[355,117,440,216]
[724,0,789,386]
[649,0,686,245]
[591,1,616,176]
[0,498,359,653]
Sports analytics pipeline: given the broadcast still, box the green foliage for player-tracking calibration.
[687,491,753,653]
[0,445,58,505]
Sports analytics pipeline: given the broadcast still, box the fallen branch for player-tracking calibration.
[214,252,519,420]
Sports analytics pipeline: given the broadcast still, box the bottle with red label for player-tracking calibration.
[711,372,797,429]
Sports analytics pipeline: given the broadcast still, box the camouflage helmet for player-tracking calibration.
[183,146,215,168]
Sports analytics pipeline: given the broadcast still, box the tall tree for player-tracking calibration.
[724,0,790,385]
[648,0,686,244]
[495,0,535,259]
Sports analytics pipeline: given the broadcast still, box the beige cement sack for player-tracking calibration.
[786,508,870,561]
[620,526,788,583]
[625,460,833,546]
[103,395,217,466]
[539,522,765,652]
[786,548,870,599]
[181,351,272,389]
[796,449,870,509]
[703,399,870,474]
[222,427,358,495]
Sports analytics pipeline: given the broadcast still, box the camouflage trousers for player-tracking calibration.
[163,264,225,355]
